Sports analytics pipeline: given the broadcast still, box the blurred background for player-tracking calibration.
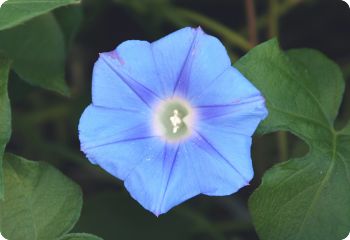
[6,0,350,239]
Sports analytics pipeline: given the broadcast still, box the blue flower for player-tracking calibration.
[79,27,268,216]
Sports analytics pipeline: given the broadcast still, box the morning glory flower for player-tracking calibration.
[79,27,267,216]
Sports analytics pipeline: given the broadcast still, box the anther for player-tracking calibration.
[170,109,182,133]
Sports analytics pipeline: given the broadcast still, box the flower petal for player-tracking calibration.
[111,40,167,98]
[155,144,201,214]
[152,27,231,98]
[190,95,266,186]
[190,66,263,106]
[151,27,196,97]
[152,138,249,214]
[194,131,254,190]
[196,95,267,136]
[151,135,253,214]
[92,45,161,110]
[124,129,254,216]
[173,28,232,98]
[79,105,159,179]
[124,143,185,216]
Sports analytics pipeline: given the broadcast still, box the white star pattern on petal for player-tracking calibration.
[343,232,350,240]
[0,0,7,8]
[343,0,350,7]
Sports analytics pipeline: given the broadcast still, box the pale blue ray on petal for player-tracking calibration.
[124,143,185,216]
[154,133,253,214]
[84,137,163,181]
[183,138,249,196]
[192,127,254,185]
[174,28,231,98]
[79,104,152,149]
[150,144,201,215]
[196,96,267,136]
[190,67,262,106]
[112,40,166,98]
[92,56,146,110]
[171,28,202,96]
[92,51,160,110]
[99,54,161,108]
[151,27,196,97]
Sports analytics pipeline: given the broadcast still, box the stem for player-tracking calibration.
[14,104,69,124]
[277,131,288,161]
[168,7,253,51]
[245,0,258,46]
[268,0,279,37]
[241,0,302,34]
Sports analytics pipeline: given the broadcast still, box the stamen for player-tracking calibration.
[170,109,182,133]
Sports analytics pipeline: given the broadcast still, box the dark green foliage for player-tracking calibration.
[0,0,80,31]
[0,57,11,199]
[0,14,69,95]
[236,39,350,240]
[0,154,82,240]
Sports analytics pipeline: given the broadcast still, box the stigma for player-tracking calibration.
[170,110,182,133]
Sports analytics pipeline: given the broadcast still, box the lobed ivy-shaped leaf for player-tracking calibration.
[235,39,350,240]
[0,57,11,199]
[0,0,80,31]
[0,154,102,240]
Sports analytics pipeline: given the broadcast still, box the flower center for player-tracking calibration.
[153,98,195,142]
[170,109,182,134]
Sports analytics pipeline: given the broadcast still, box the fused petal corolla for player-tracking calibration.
[79,27,268,216]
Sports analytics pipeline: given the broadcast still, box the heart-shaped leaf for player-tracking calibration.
[235,39,350,240]
[0,154,82,240]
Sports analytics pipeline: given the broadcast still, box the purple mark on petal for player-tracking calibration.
[173,27,203,97]
[195,95,266,120]
[100,53,161,108]
[191,131,251,184]
[105,50,125,65]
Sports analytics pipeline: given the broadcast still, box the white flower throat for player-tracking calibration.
[153,98,195,142]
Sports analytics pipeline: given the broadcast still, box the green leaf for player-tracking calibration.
[0,57,11,199]
[59,233,103,240]
[74,191,225,240]
[0,13,69,95]
[0,0,80,31]
[235,39,350,240]
[0,153,82,240]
